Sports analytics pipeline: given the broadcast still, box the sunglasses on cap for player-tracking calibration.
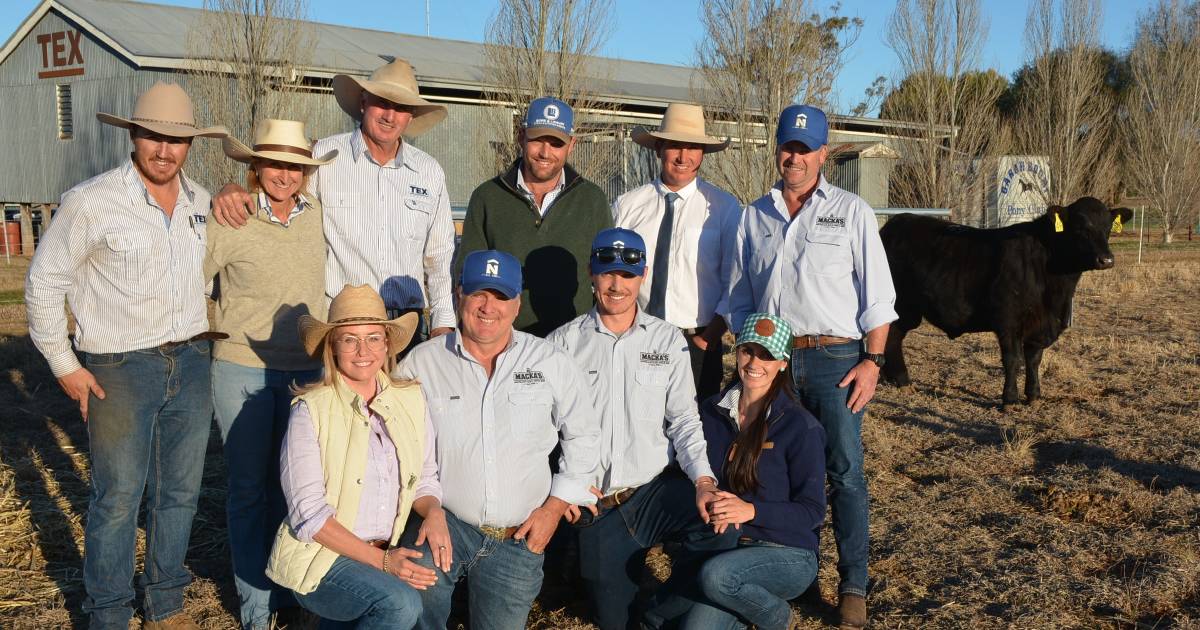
[592,246,645,265]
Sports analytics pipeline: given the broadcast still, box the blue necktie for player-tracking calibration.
[646,192,679,318]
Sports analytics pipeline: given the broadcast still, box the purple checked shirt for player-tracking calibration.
[280,393,441,542]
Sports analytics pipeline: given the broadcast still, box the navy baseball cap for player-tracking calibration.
[524,96,574,142]
[590,228,647,276]
[776,104,828,150]
[460,250,522,299]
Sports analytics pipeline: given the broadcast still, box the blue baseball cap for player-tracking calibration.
[460,250,522,299]
[590,228,647,276]
[776,104,828,150]
[523,96,574,142]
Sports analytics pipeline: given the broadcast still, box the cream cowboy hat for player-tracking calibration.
[298,285,419,358]
[223,119,337,167]
[632,103,729,153]
[332,59,448,136]
[97,82,228,138]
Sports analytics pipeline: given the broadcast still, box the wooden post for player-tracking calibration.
[19,204,35,256]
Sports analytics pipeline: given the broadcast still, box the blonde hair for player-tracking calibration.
[292,326,416,395]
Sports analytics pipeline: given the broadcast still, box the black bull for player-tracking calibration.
[879,197,1133,406]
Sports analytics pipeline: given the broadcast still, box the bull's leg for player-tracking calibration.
[882,313,920,386]
[1023,342,1044,403]
[997,334,1023,407]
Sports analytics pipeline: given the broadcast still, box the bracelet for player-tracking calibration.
[381,548,391,573]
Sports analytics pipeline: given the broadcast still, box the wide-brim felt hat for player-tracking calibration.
[299,284,419,358]
[632,103,729,153]
[97,81,228,138]
[332,59,447,136]
[223,118,337,167]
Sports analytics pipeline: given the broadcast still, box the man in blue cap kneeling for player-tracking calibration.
[549,229,737,629]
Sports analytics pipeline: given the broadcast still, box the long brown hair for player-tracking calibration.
[724,369,794,495]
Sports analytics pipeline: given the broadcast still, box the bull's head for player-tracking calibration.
[1046,197,1133,271]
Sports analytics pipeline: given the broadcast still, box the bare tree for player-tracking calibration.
[883,0,1006,218]
[1124,0,1200,243]
[694,0,862,202]
[480,0,615,180]
[1008,0,1117,205]
[184,0,315,188]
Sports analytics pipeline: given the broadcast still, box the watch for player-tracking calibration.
[863,352,886,368]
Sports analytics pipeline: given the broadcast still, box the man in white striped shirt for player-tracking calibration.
[25,82,227,630]
[212,59,457,344]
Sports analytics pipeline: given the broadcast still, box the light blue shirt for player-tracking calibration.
[726,175,898,338]
[395,330,600,528]
[547,308,714,494]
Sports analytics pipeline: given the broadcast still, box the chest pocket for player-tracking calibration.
[507,387,553,436]
[403,197,434,241]
[103,232,160,288]
[802,232,854,278]
[635,368,670,388]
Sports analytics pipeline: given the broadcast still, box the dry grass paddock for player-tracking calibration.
[1,242,1198,628]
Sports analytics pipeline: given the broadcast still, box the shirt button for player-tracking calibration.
[356,479,363,485]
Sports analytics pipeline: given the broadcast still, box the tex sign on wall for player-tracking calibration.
[36,28,85,79]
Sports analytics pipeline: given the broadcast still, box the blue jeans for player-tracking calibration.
[574,469,738,630]
[293,555,421,629]
[682,542,818,630]
[211,359,320,628]
[791,340,869,597]
[402,509,545,630]
[80,341,212,628]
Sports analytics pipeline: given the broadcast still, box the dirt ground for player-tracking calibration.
[1,243,1197,629]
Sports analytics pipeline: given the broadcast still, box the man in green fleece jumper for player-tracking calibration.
[456,97,613,337]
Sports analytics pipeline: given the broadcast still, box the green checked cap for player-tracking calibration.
[736,313,793,360]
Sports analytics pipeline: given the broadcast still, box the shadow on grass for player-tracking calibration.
[0,334,240,626]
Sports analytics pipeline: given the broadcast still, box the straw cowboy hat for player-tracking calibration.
[632,103,729,153]
[97,81,228,138]
[223,119,338,167]
[299,285,419,358]
[332,59,447,136]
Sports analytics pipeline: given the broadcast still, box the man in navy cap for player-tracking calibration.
[548,228,734,629]
[456,97,613,337]
[397,249,600,629]
[725,104,897,629]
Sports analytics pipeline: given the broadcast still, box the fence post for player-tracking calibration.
[19,204,35,256]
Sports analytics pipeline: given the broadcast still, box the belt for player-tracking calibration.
[478,524,519,540]
[159,331,229,351]
[598,486,638,509]
[792,335,854,350]
[365,539,389,549]
[680,325,708,337]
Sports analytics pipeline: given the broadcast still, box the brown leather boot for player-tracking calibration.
[838,593,867,629]
[142,612,201,630]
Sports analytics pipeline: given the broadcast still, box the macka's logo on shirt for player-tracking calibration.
[816,215,847,228]
[640,352,670,366]
[513,369,545,384]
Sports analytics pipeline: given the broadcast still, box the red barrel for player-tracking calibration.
[0,222,20,255]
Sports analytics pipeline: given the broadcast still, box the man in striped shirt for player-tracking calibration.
[25,82,227,630]
[212,59,457,344]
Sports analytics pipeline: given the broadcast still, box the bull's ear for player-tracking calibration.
[1048,205,1066,233]
[1113,207,1133,224]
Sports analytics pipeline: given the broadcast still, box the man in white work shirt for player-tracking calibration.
[614,103,741,400]
[725,104,898,630]
[396,249,600,630]
[212,59,457,343]
[25,82,227,629]
[548,228,734,630]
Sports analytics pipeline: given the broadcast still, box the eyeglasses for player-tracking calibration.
[592,246,645,266]
[332,332,388,353]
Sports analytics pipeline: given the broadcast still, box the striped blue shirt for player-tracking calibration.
[25,160,211,377]
[312,129,456,328]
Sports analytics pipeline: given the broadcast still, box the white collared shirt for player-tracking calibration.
[395,330,600,528]
[26,160,211,377]
[547,308,714,494]
[516,166,566,216]
[257,191,310,227]
[725,175,898,338]
[613,177,742,329]
[312,129,456,328]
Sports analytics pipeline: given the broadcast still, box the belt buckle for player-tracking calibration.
[479,524,508,540]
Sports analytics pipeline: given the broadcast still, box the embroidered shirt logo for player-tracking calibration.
[816,215,846,228]
[409,185,429,197]
[640,352,670,366]
[514,369,545,384]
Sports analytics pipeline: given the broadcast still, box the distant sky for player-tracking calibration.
[1,0,1148,115]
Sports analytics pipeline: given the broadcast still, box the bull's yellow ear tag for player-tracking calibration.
[1054,212,1064,233]
[1112,215,1123,234]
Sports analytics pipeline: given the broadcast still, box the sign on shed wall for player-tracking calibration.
[993,156,1051,227]
[36,29,84,79]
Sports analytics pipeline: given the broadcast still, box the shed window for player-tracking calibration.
[56,84,73,140]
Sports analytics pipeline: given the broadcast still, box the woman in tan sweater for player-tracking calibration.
[204,119,336,629]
